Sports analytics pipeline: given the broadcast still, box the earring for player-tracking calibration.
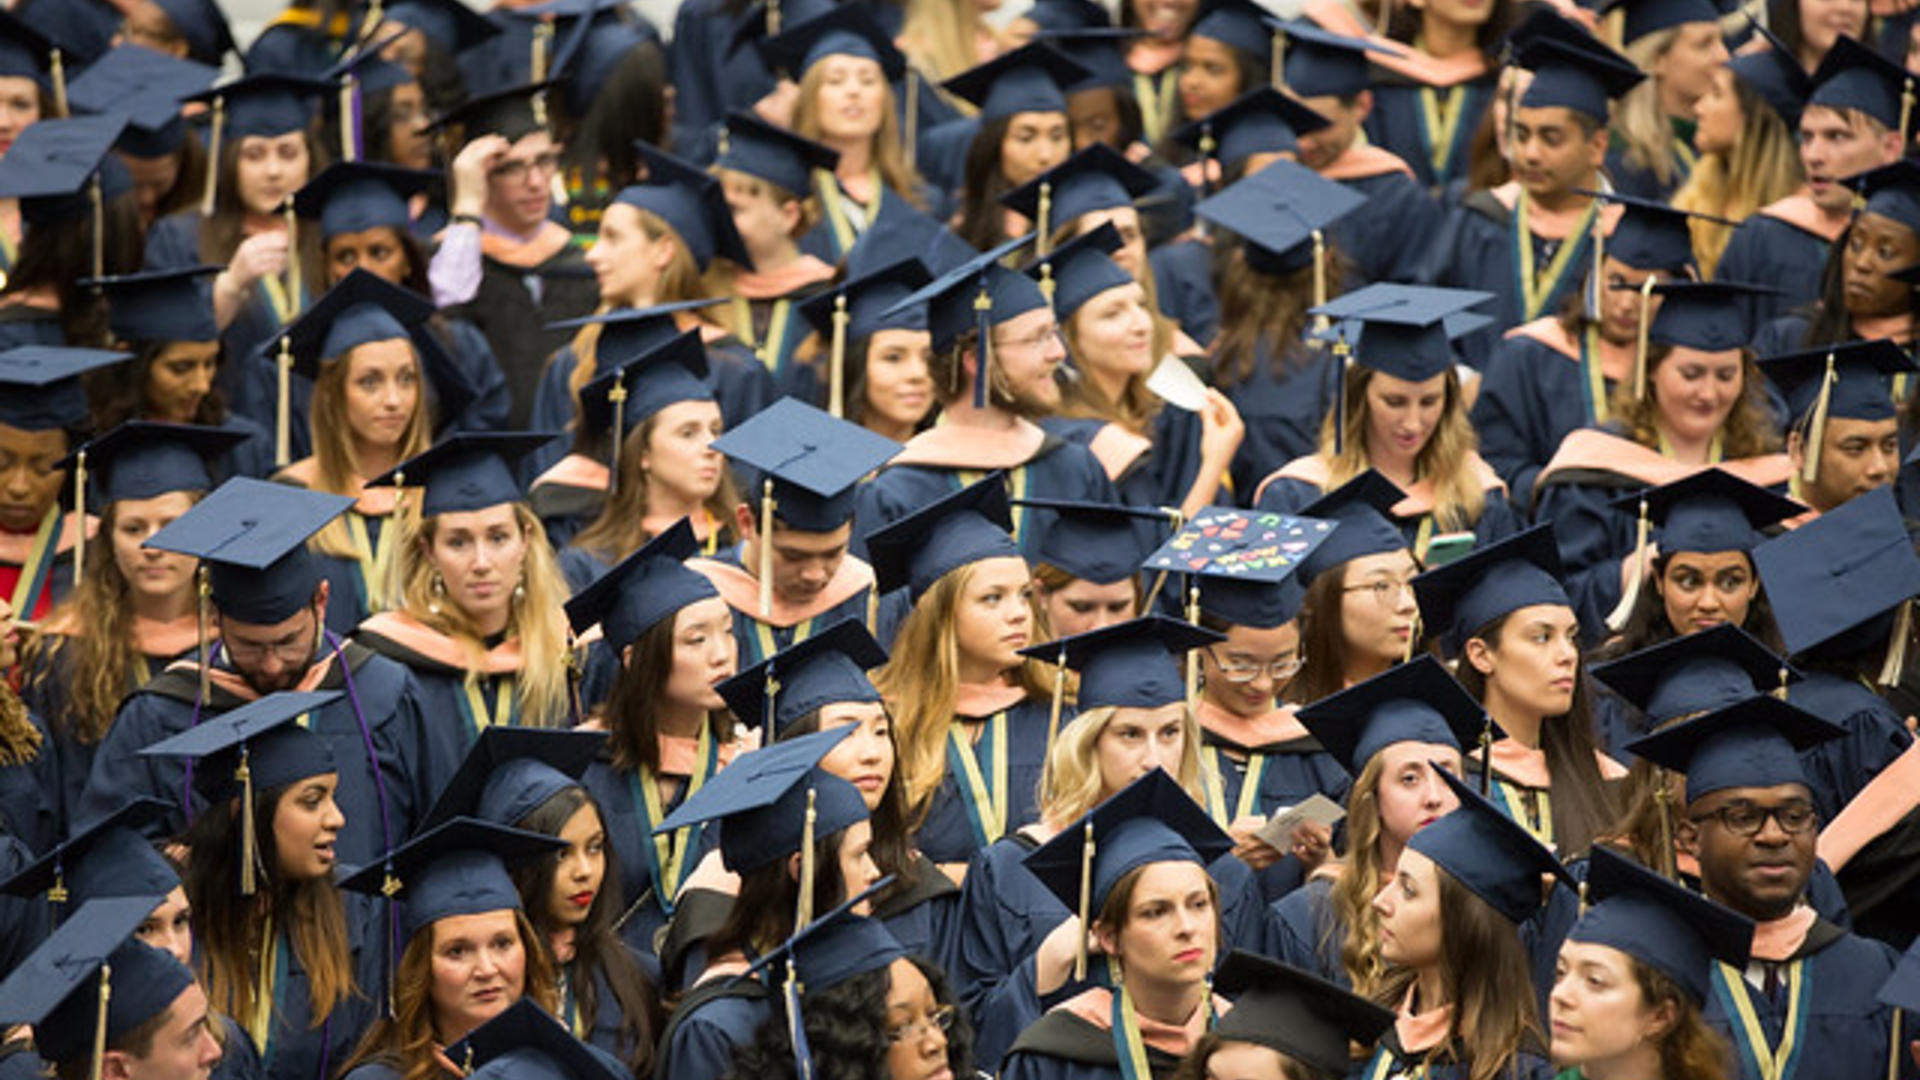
[429,572,445,615]
[513,578,526,603]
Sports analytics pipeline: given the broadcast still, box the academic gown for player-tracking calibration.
[999,989,1223,1080]
[656,970,771,1080]
[213,1015,263,1080]
[799,175,923,266]
[528,454,609,551]
[1713,193,1845,327]
[916,692,1058,869]
[559,957,653,1068]
[1423,183,1602,368]
[688,543,877,667]
[1263,875,1349,988]
[1604,125,1696,206]
[0,709,57,857]
[1253,454,1520,562]
[1320,147,1442,286]
[1467,740,1630,862]
[1355,59,1496,194]
[76,640,428,871]
[1038,406,1209,513]
[1786,672,1914,827]
[1358,1030,1555,1080]
[1148,239,1219,348]
[444,230,600,430]
[238,921,378,1080]
[1220,341,1340,502]
[0,831,46,978]
[0,509,86,625]
[1192,702,1351,902]
[274,461,405,635]
[717,258,838,404]
[1470,317,1632,510]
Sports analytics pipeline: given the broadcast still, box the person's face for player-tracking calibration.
[640,399,725,506]
[1656,550,1757,634]
[113,492,200,606]
[384,81,433,170]
[376,21,429,78]
[585,202,672,306]
[1198,621,1301,717]
[0,423,67,531]
[1071,282,1155,379]
[138,886,195,966]
[1067,86,1125,151]
[664,596,737,713]
[952,556,1036,673]
[1095,703,1187,797]
[546,803,607,928]
[427,504,528,633]
[1364,370,1447,463]
[1077,207,1147,280]
[326,226,411,286]
[1690,782,1818,919]
[1132,0,1199,39]
[883,959,954,1080]
[144,342,219,423]
[1551,941,1670,1072]
[1042,577,1137,638]
[1177,36,1244,123]
[1596,258,1670,346]
[722,172,800,262]
[234,133,309,217]
[1000,111,1071,187]
[122,150,182,225]
[1653,22,1729,109]
[0,75,39,155]
[1470,604,1581,717]
[815,54,887,142]
[1097,861,1216,987]
[271,773,344,881]
[1797,0,1867,59]
[1203,1042,1292,1080]
[427,909,526,1041]
[1843,211,1920,317]
[220,597,323,693]
[836,817,882,900]
[816,700,895,810]
[111,982,222,1080]
[1373,847,1444,969]
[759,522,851,607]
[1649,347,1743,445]
[1337,550,1420,669]
[1796,415,1900,512]
[1374,743,1463,847]
[484,130,558,235]
[1691,67,1745,159]
[1295,95,1366,172]
[986,307,1068,414]
[340,338,420,453]
[1510,107,1604,200]
[863,328,935,431]
[1799,107,1897,212]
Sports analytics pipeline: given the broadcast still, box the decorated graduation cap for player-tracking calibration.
[1212,951,1397,1075]
[564,517,719,648]
[1000,143,1159,250]
[1807,34,1918,135]
[422,80,555,145]
[1728,25,1810,132]
[143,476,354,625]
[866,473,1022,600]
[0,896,196,1071]
[292,161,440,240]
[1169,87,1331,175]
[717,617,888,735]
[1024,768,1233,977]
[1294,471,1407,586]
[1297,655,1492,776]
[0,798,175,910]
[1191,0,1274,62]
[1626,692,1845,802]
[1021,615,1223,747]
[1023,220,1132,317]
[421,727,608,831]
[613,143,754,271]
[758,3,906,81]
[1315,283,1492,383]
[449,999,628,1080]
[88,265,221,344]
[716,111,839,199]
[1570,847,1752,1003]
[944,41,1090,120]
[361,432,557,517]
[1845,158,1920,236]
[1514,31,1646,121]
[339,817,563,940]
[577,330,714,488]
[0,345,128,432]
[0,115,131,261]
[1761,339,1916,486]
[797,260,932,416]
[1411,523,1568,655]
[1410,767,1572,921]
[385,0,504,54]
[1144,506,1335,629]
[1194,158,1365,283]
[1753,486,1920,670]
[67,44,217,158]
[1590,623,1797,733]
[1277,19,1401,99]
[1601,0,1720,43]
[1018,497,1170,585]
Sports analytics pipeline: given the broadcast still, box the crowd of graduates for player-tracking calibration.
[10,0,1920,1077]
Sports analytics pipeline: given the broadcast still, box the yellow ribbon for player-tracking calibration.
[1514,192,1601,322]
[1712,959,1808,1080]
[948,711,1009,845]
[1417,85,1467,180]
[461,676,515,733]
[342,511,400,614]
[6,506,60,616]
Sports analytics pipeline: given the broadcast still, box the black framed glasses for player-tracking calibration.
[1689,800,1817,837]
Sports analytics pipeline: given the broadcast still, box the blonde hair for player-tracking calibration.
[792,63,924,204]
[1329,751,1393,995]
[563,207,728,411]
[1608,349,1782,459]
[308,342,433,559]
[569,414,741,565]
[1319,365,1485,531]
[1613,30,1686,190]
[1035,704,1209,825]
[899,0,1002,114]
[1671,75,1804,277]
[1057,295,1175,437]
[872,562,1051,822]
[395,503,573,726]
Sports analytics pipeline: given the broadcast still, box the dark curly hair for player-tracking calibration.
[721,955,972,1080]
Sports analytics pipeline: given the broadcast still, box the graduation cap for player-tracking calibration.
[879,234,1048,407]
[263,268,434,464]
[150,0,237,65]
[1024,0,1114,32]
[563,517,720,649]
[577,330,713,489]
[847,199,977,278]
[741,878,909,1080]
[1753,486,1920,667]
[384,0,505,55]
[323,34,420,162]
[1000,143,1160,249]
[716,111,839,199]
[1016,497,1172,585]
[66,44,217,159]
[1144,506,1334,628]
[796,260,933,416]
[1601,0,1721,44]
[550,298,722,375]
[1607,467,1803,565]
[421,727,608,831]
[58,422,248,585]
[1761,339,1917,486]
[292,161,440,240]
[1807,34,1918,135]
[0,115,131,245]
[1169,86,1332,178]
[448,999,628,1080]
[1728,24,1811,132]
[1277,19,1403,99]
[1033,28,1143,93]
[1411,523,1567,655]
[1023,768,1232,977]
[87,265,221,345]
[716,617,888,735]
[1024,221,1132,317]
[1582,190,1713,274]
[362,432,558,517]
[1193,158,1365,279]
[1211,951,1397,1075]
[1514,33,1646,121]
[1315,283,1492,384]
[0,345,129,432]
[1618,279,1775,417]
[942,41,1091,121]
[187,74,329,214]
[1409,767,1572,920]
[1845,158,1920,237]
[1589,624,1797,732]
[1190,0,1274,63]
[339,817,564,940]
[616,143,754,271]
[0,896,196,1070]
[0,798,175,910]
[865,473,1021,601]
[757,4,907,82]
[421,80,556,145]
[1294,471,1407,586]
[1019,617,1223,756]
[1625,692,1845,802]
[531,3,654,118]
[1878,939,1920,1014]
[143,476,354,624]
[1569,847,1752,1003]
[1296,655,1492,776]
[0,9,61,98]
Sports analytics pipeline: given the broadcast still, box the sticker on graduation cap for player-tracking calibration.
[1144,508,1335,577]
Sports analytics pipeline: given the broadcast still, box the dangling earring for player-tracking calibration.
[513,576,526,603]
[429,572,445,615]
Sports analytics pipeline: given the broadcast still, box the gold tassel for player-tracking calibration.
[764,662,781,733]
[1653,773,1676,879]
[1577,878,1589,916]
[72,449,86,590]
[1035,182,1052,258]
[201,97,224,217]
[1185,583,1200,710]
[284,201,301,317]
[766,0,781,36]
[196,566,211,707]
[758,478,776,619]
[48,862,67,905]
[531,22,553,82]
[865,586,878,635]
[1589,206,1606,318]
[1605,497,1649,632]
[828,294,848,418]
[608,377,629,491]
[1270,29,1285,91]
[1889,1008,1902,1080]
[1631,276,1655,401]
[339,74,357,162]
[87,962,109,1080]
[1903,79,1915,144]
[1801,352,1836,485]
[50,49,67,118]
[89,174,103,282]
[1879,598,1912,687]
[904,69,919,176]
[1047,645,1067,750]
[795,785,817,928]
[275,337,294,468]
[1478,718,1494,797]
[1073,821,1095,981]
[1038,260,1055,304]
[1310,230,1330,340]
[238,745,256,896]
[1774,666,1789,702]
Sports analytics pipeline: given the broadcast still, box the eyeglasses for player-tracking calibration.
[1341,578,1416,608]
[489,152,562,184]
[1689,800,1817,837]
[991,324,1063,355]
[885,1005,957,1045]
[1205,646,1306,683]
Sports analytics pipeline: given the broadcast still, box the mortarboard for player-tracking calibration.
[1296,655,1493,776]
[142,476,354,624]
[615,143,754,271]
[66,45,217,159]
[339,817,563,940]
[1879,939,1920,1014]
[0,114,132,233]
[1315,283,1492,384]
[1589,624,1798,734]
[363,432,560,517]
[576,330,714,490]
[292,161,441,240]
[1752,486,1920,663]
[1000,143,1160,245]
[1584,189,1713,273]
[563,517,720,650]
[654,727,869,881]
[1194,158,1365,277]
[87,265,221,345]
[1143,507,1334,629]
[796,260,932,416]
[0,897,195,1067]
[758,4,907,80]
[384,0,505,54]
[1601,0,1721,44]
[1016,497,1172,585]
[1410,767,1572,921]
[716,111,840,199]
[0,798,175,909]
[1728,24,1810,132]
[1024,220,1133,318]
[1211,950,1397,1075]
[1278,19,1401,99]
[1569,847,1753,1002]
[187,72,326,141]
[449,999,628,1080]
[550,299,722,377]
[1167,86,1331,173]
[866,473,1022,600]
[716,617,888,735]
[880,234,1047,407]
[943,42,1091,120]
[1190,0,1274,63]
[1020,614,1223,712]
[270,268,434,381]
[1761,337,1916,488]
[1034,28,1143,93]
[1515,33,1646,121]
[421,727,609,831]
[1844,158,1920,236]
[1293,471,1407,585]
[1625,692,1845,802]
[57,424,248,576]
[1411,523,1567,655]
[0,9,58,93]
[0,345,128,431]
[1645,280,1771,352]
[710,396,901,533]
[422,80,556,145]
[1603,469,1804,580]
[1807,34,1917,135]
[151,0,237,65]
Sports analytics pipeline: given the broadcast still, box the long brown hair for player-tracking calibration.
[306,340,434,562]
[792,62,924,206]
[1284,561,1395,707]
[569,412,741,566]
[1320,366,1485,530]
[197,131,329,266]
[1211,242,1348,387]
[1331,751,1394,994]
[601,605,737,775]
[1631,958,1733,1080]
[1606,349,1780,461]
